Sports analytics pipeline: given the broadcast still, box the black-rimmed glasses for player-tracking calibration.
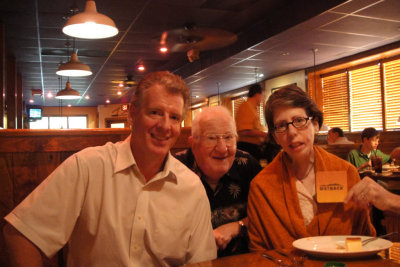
[274,117,313,133]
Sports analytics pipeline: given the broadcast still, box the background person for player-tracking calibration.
[247,85,375,251]
[390,146,400,164]
[3,71,216,267]
[235,83,268,161]
[327,127,354,145]
[347,127,391,171]
[175,106,261,257]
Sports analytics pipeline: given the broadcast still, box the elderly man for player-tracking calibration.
[3,71,216,266]
[175,106,261,257]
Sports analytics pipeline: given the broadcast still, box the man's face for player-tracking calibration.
[191,114,237,182]
[364,136,379,151]
[129,84,184,160]
[327,129,338,143]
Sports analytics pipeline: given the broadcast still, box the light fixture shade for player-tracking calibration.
[62,0,118,39]
[55,81,81,100]
[56,52,92,77]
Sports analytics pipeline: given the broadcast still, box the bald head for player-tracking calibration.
[191,106,237,138]
[190,106,238,181]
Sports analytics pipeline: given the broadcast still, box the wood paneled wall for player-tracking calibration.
[0,127,191,267]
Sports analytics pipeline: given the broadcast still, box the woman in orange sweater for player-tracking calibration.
[247,85,375,251]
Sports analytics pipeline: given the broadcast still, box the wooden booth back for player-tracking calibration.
[0,128,191,267]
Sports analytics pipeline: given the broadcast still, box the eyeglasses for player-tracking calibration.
[274,117,313,133]
[202,133,236,148]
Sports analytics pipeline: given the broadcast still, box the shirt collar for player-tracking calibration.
[114,135,136,173]
[114,135,178,183]
[357,145,371,159]
[151,152,178,183]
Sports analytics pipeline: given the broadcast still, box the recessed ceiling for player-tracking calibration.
[1,0,399,107]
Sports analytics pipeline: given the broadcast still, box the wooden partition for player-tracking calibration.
[0,128,191,267]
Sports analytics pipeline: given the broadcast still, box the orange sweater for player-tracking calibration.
[248,146,376,251]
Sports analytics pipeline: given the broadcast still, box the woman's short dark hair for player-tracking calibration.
[265,85,323,143]
[248,83,262,98]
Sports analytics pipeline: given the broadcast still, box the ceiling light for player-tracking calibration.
[159,46,168,53]
[106,99,110,103]
[63,0,118,39]
[29,99,34,103]
[55,81,81,99]
[85,95,90,100]
[137,64,145,71]
[68,104,72,107]
[56,51,92,77]
[47,91,54,98]
[118,82,124,87]
[117,91,122,95]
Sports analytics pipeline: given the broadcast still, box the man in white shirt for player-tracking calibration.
[3,71,217,267]
[327,127,354,145]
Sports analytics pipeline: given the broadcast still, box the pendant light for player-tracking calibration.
[56,50,92,77]
[63,0,118,39]
[56,80,81,100]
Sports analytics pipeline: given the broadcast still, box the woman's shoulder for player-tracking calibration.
[251,156,283,187]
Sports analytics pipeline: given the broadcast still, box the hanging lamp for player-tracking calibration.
[56,51,92,76]
[56,81,81,100]
[63,0,118,39]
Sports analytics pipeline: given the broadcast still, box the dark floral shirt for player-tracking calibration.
[174,148,261,257]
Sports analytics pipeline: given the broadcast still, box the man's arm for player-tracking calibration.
[3,223,43,267]
[213,217,248,250]
[345,177,400,214]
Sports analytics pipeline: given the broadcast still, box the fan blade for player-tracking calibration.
[166,27,237,52]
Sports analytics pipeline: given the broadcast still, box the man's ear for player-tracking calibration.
[127,104,135,126]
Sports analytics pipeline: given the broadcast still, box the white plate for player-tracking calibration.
[292,235,392,259]
[383,165,399,171]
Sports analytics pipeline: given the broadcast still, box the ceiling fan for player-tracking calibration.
[111,75,138,89]
[160,24,237,62]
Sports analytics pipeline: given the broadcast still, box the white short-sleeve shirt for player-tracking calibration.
[5,136,217,267]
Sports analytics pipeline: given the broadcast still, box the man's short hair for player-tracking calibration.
[331,127,344,137]
[130,71,190,116]
[248,83,262,98]
[361,127,379,141]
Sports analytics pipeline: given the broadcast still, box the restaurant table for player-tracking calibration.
[185,250,400,267]
[359,170,400,182]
